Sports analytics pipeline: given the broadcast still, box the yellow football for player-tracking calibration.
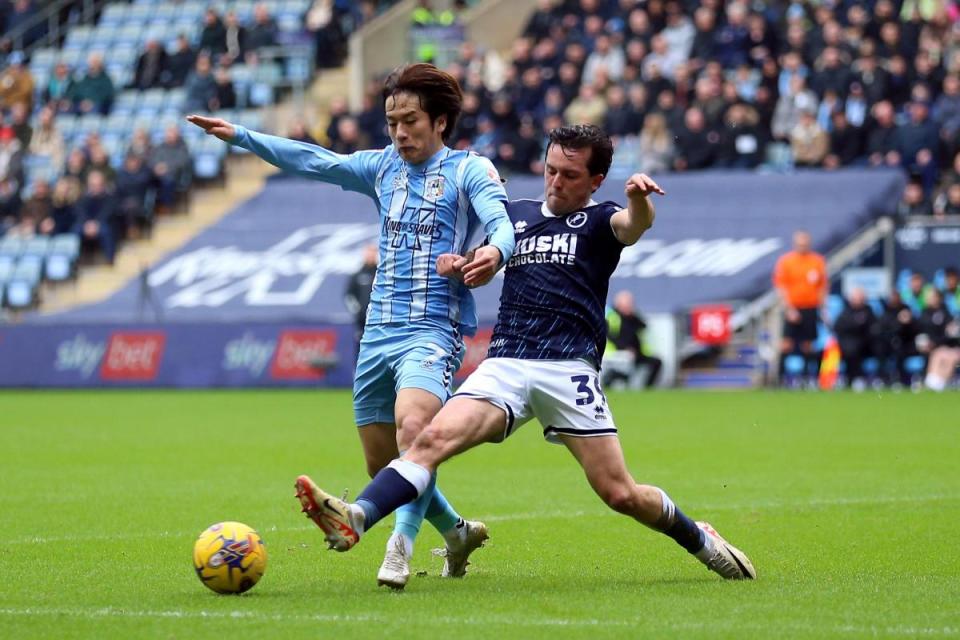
[193,521,267,594]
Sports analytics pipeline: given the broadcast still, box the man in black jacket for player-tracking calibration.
[606,290,662,388]
[344,244,378,349]
[833,288,875,388]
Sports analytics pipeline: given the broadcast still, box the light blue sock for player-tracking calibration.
[394,474,436,543]
[425,486,462,534]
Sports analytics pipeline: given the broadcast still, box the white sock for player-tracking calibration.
[694,528,716,562]
[442,518,467,549]
[348,504,366,535]
[655,487,676,525]
[925,374,946,392]
[387,459,432,496]
[387,531,414,557]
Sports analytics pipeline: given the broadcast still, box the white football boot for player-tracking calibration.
[436,520,489,578]
[377,534,412,590]
[294,475,362,552]
[696,521,756,580]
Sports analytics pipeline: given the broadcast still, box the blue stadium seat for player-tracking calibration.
[21,236,50,260]
[29,48,58,71]
[63,26,94,51]
[193,152,223,180]
[11,256,43,286]
[825,294,845,325]
[99,3,129,26]
[46,234,81,282]
[0,235,24,259]
[0,256,14,281]
[114,24,145,46]
[248,82,275,108]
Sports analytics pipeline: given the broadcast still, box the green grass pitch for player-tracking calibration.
[0,390,958,639]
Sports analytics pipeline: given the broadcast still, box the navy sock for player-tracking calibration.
[355,467,419,531]
[665,508,705,554]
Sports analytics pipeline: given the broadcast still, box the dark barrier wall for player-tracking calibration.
[894,222,960,275]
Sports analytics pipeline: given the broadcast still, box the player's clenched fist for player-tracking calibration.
[625,173,665,199]
[186,115,237,142]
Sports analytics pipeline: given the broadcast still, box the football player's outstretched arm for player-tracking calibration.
[610,173,665,245]
[186,115,380,198]
[457,156,516,287]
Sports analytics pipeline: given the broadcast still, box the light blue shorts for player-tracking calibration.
[353,322,465,426]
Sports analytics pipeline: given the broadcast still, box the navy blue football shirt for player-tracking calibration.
[486,198,626,366]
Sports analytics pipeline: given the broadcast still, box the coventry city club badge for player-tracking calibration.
[424,176,445,202]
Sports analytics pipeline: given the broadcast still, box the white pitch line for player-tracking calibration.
[0,607,956,636]
[5,493,958,546]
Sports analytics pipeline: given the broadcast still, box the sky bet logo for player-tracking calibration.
[508,233,580,267]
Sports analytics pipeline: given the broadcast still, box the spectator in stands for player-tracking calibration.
[223,11,248,65]
[791,108,830,168]
[28,105,65,173]
[43,62,73,113]
[127,128,153,162]
[165,34,196,88]
[496,115,541,175]
[149,125,192,210]
[901,271,930,313]
[933,183,960,218]
[772,75,818,142]
[114,154,154,240]
[305,0,346,68]
[824,110,863,169]
[896,99,940,191]
[16,178,51,237]
[833,287,876,389]
[343,243,378,349]
[38,176,80,236]
[917,288,960,391]
[287,118,317,145]
[933,73,960,139]
[875,289,917,387]
[330,115,368,154]
[897,181,932,219]
[68,54,114,115]
[583,34,625,86]
[637,112,674,174]
[7,0,43,49]
[603,84,641,137]
[719,103,764,168]
[185,56,218,113]
[0,125,23,184]
[673,106,719,171]
[713,3,750,69]
[943,267,960,315]
[132,40,168,91]
[0,50,33,111]
[247,3,279,53]
[63,147,88,183]
[0,174,20,230]
[73,170,116,264]
[773,230,827,386]
[213,67,237,111]
[8,100,30,147]
[564,84,606,127]
[605,290,662,389]
[866,100,900,167]
[87,146,115,187]
[199,9,227,58]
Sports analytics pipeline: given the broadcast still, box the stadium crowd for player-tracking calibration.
[319,0,960,220]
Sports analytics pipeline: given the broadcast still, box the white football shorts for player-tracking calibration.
[453,357,618,444]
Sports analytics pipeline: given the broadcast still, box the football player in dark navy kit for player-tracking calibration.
[295,125,757,583]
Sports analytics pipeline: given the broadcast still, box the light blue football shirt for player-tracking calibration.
[231,127,515,335]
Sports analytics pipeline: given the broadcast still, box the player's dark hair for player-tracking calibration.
[545,124,614,178]
[382,63,462,142]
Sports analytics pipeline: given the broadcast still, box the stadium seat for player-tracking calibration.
[0,235,24,259]
[99,3,129,26]
[3,279,38,310]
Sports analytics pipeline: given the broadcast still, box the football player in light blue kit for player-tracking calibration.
[187,63,515,589]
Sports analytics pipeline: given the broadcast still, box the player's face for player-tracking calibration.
[544,144,604,216]
[385,91,447,165]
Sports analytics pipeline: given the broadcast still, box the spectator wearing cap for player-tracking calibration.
[67,54,115,115]
[0,50,33,111]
